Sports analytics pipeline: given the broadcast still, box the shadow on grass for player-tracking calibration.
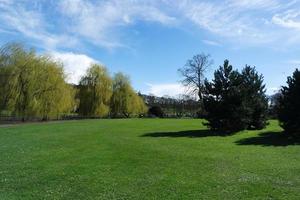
[141,129,230,138]
[235,131,300,147]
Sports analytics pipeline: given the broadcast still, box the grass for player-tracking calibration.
[0,119,299,199]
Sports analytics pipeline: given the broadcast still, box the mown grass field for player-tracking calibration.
[0,119,299,199]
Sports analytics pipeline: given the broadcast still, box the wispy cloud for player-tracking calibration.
[0,0,176,50]
[0,1,78,50]
[1,0,300,50]
[173,0,276,45]
[228,0,279,10]
[166,0,300,47]
[58,0,176,49]
[272,9,300,30]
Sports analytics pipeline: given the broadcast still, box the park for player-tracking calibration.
[1,0,300,199]
[1,36,300,200]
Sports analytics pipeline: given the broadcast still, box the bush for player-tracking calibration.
[148,106,164,118]
[278,69,300,135]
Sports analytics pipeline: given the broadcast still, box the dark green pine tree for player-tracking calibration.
[203,60,247,133]
[278,69,300,135]
[241,66,268,130]
[203,60,268,133]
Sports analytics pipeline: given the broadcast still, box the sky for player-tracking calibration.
[1,0,300,97]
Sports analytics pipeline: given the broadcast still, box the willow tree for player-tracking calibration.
[78,64,113,117]
[132,94,148,116]
[110,72,147,118]
[34,56,76,120]
[0,43,75,120]
[0,44,21,112]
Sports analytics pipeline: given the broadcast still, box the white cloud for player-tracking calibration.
[165,0,300,47]
[50,52,98,84]
[272,10,300,29]
[1,0,300,50]
[174,0,275,45]
[228,0,279,10]
[0,1,78,50]
[146,83,186,97]
[58,0,176,49]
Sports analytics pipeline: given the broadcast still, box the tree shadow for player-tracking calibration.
[141,129,230,138]
[235,131,300,147]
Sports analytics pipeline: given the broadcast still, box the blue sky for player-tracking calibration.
[1,0,300,97]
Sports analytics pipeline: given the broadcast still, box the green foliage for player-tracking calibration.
[141,94,200,118]
[241,66,268,129]
[110,72,147,117]
[0,43,75,120]
[148,106,165,118]
[32,57,76,120]
[278,69,300,135]
[132,93,148,116]
[78,64,113,117]
[0,43,146,120]
[204,60,268,132]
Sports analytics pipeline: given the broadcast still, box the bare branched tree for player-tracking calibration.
[178,53,213,100]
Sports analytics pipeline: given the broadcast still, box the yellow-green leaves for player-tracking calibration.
[78,64,113,117]
[110,72,147,118]
[0,43,75,120]
[0,43,147,120]
[78,67,147,118]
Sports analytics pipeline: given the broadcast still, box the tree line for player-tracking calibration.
[141,94,200,118]
[77,65,147,118]
[1,43,299,136]
[0,43,147,121]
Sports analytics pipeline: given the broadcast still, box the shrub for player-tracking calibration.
[148,106,164,118]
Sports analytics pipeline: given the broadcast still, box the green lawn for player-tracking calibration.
[0,119,299,199]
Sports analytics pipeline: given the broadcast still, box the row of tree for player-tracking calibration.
[0,43,147,121]
[77,65,147,118]
[1,43,299,134]
[141,94,200,118]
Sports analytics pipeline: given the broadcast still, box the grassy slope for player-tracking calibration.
[0,119,299,199]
